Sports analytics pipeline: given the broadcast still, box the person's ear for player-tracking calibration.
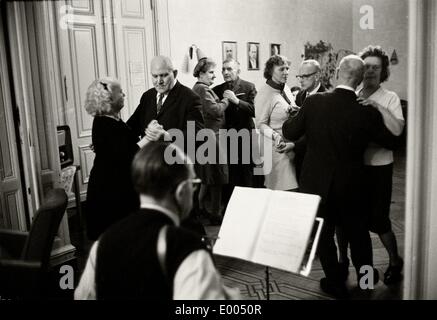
[174,181,187,207]
[173,70,178,79]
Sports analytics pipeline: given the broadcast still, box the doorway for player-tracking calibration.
[55,0,157,201]
[0,0,29,231]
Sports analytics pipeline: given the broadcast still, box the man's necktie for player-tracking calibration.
[156,94,164,115]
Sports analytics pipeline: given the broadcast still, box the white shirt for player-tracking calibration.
[74,204,240,300]
[336,84,356,92]
[307,82,321,96]
[358,87,404,166]
[155,79,178,106]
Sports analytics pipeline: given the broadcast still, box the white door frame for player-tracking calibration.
[404,0,437,299]
[151,0,171,57]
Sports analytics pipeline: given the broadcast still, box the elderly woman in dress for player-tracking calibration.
[192,58,230,225]
[255,55,299,191]
[84,78,149,240]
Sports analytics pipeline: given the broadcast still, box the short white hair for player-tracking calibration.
[223,58,240,69]
[84,78,120,117]
[151,56,175,72]
[301,59,321,72]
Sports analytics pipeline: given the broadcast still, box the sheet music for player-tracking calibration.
[213,188,269,260]
[213,187,321,274]
[253,191,320,273]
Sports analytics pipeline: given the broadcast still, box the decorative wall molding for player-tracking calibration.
[69,0,94,15]
[122,26,148,116]
[69,24,99,138]
[121,0,144,19]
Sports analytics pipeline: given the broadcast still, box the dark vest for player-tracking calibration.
[95,208,206,299]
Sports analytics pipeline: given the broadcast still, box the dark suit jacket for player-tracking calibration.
[295,83,326,107]
[127,81,204,141]
[213,78,257,172]
[294,83,327,157]
[282,88,399,204]
[213,77,257,131]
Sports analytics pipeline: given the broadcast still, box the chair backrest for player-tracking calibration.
[21,188,68,270]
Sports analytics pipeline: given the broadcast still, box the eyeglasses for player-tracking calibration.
[172,178,202,194]
[186,178,202,190]
[296,72,317,79]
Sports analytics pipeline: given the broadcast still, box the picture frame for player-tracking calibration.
[247,42,260,70]
[270,43,281,56]
[222,41,237,62]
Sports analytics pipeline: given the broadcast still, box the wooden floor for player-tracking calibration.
[70,149,406,300]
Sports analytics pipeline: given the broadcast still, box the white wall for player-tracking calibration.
[166,0,407,98]
[353,0,408,100]
[167,0,353,91]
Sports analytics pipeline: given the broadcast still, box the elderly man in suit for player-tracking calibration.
[127,55,205,234]
[282,55,400,299]
[127,55,204,151]
[213,58,257,207]
[295,59,326,107]
[294,59,327,181]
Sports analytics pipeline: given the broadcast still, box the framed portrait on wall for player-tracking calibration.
[270,43,281,56]
[222,41,237,61]
[248,42,260,70]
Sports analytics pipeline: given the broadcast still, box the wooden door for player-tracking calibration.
[0,9,27,231]
[110,0,155,120]
[57,0,156,198]
[57,0,109,198]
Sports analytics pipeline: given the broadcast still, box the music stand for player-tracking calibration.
[266,266,270,300]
